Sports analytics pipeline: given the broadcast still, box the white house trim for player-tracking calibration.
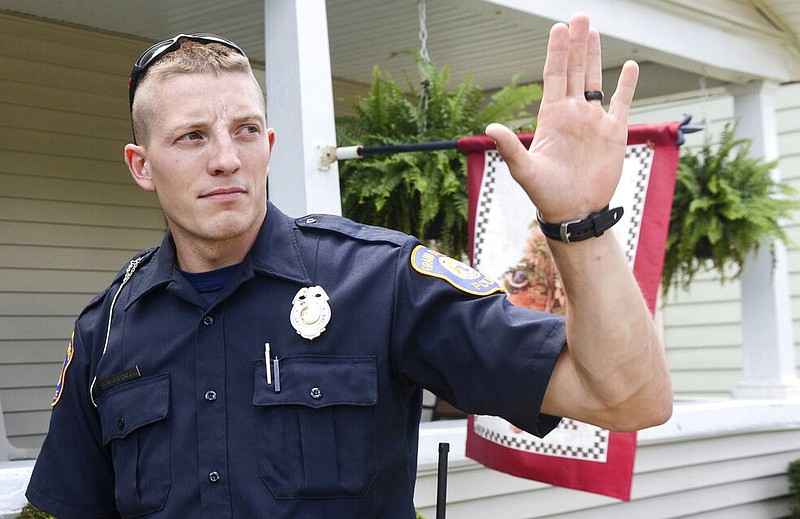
[264,0,343,218]
[730,80,800,399]
[480,0,800,83]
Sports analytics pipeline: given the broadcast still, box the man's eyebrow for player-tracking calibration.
[231,112,267,124]
[164,119,209,134]
[162,109,265,133]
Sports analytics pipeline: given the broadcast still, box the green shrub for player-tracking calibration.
[790,458,800,518]
[17,503,54,519]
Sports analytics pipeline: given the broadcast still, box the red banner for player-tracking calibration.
[461,123,680,500]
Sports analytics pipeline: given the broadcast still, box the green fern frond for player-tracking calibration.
[337,56,541,258]
[663,121,800,293]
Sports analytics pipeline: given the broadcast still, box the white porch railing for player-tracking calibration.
[415,398,800,518]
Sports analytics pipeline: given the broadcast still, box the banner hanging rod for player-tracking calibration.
[321,114,702,167]
[335,139,459,160]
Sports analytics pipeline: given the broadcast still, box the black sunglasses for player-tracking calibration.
[128,33,247,110]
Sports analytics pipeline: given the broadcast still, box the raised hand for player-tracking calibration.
[487,12,639,224]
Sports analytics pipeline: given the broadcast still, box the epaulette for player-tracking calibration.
[295,214,410,247]
[78,247,158,317]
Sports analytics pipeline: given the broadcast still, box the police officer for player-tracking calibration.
[26,12,672,518]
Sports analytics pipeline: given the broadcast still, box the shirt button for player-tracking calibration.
[204,390,217,402]
[208,471,220,484]
[116,418,125,431]
[310,387,322,399]
[202,316,214,326]
[305,217,317,224]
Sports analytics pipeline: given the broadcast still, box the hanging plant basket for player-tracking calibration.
[662,121,800,292]
[336,57,541,259]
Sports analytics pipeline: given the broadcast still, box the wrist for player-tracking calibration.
[536,206,624,244]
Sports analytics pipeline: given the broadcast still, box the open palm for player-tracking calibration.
[487,12,638,224]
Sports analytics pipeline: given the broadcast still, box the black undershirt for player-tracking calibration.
[180,264,241,305]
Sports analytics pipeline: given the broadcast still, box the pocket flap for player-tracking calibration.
[98,373,170,444]
[253,355,376,408]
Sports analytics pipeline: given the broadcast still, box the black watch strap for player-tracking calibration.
[536,205,624,244]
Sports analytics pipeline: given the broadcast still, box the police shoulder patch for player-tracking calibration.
[410,245,503,296]
[51,333,75,408]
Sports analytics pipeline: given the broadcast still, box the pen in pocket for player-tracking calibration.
[264,343,272,385]
[273,357,281,393]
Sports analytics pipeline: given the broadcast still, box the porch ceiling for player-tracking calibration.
[2,0,800,101]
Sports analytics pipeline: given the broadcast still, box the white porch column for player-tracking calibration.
[264,0,342,217]
[730,80,800,399]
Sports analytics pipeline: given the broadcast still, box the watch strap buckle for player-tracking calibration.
[539,205,625,244]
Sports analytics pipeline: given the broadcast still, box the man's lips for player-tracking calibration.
[200,187,246,201]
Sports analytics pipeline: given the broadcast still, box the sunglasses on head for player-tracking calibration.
[128,33,247,110]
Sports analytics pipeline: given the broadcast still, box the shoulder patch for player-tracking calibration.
[51,333,75,407]
[411,245,503,296]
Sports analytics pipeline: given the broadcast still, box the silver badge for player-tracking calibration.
[290,286,331,340]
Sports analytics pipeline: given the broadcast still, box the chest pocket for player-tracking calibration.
[97,373,171,516]
[253,355,377,499]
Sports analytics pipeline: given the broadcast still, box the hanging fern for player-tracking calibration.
[337,57,541,258]
[662,122,800,292]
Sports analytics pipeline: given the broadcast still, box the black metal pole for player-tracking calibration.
[332,114,702,163]
[359,140,459,157]
[436,442,450,519]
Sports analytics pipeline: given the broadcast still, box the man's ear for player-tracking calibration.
[124,143,155,192]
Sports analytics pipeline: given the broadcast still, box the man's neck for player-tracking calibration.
[172,212,266,273]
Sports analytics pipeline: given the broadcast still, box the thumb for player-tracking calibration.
[485,123,529,175]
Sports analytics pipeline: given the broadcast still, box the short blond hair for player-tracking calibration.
[131,40,261,144]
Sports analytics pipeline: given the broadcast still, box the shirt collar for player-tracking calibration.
[246,202,312,284]
[124,202,312,308]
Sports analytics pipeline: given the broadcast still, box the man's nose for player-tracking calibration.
[208,133,241,175]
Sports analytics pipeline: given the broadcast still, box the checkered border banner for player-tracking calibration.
[472,417,610,462]
[463,123,681,501]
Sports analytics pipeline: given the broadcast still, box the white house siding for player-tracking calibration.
[628,84,800,398]
[777,83,800,382]
[0,13,165,449]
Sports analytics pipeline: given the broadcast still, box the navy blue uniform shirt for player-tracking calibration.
[27,203,565,518]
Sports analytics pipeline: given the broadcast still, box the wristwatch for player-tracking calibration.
[536,205,624,244]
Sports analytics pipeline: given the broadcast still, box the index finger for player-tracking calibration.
[540,22,569,103]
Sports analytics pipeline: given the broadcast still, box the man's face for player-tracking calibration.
[125,70,274,262]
